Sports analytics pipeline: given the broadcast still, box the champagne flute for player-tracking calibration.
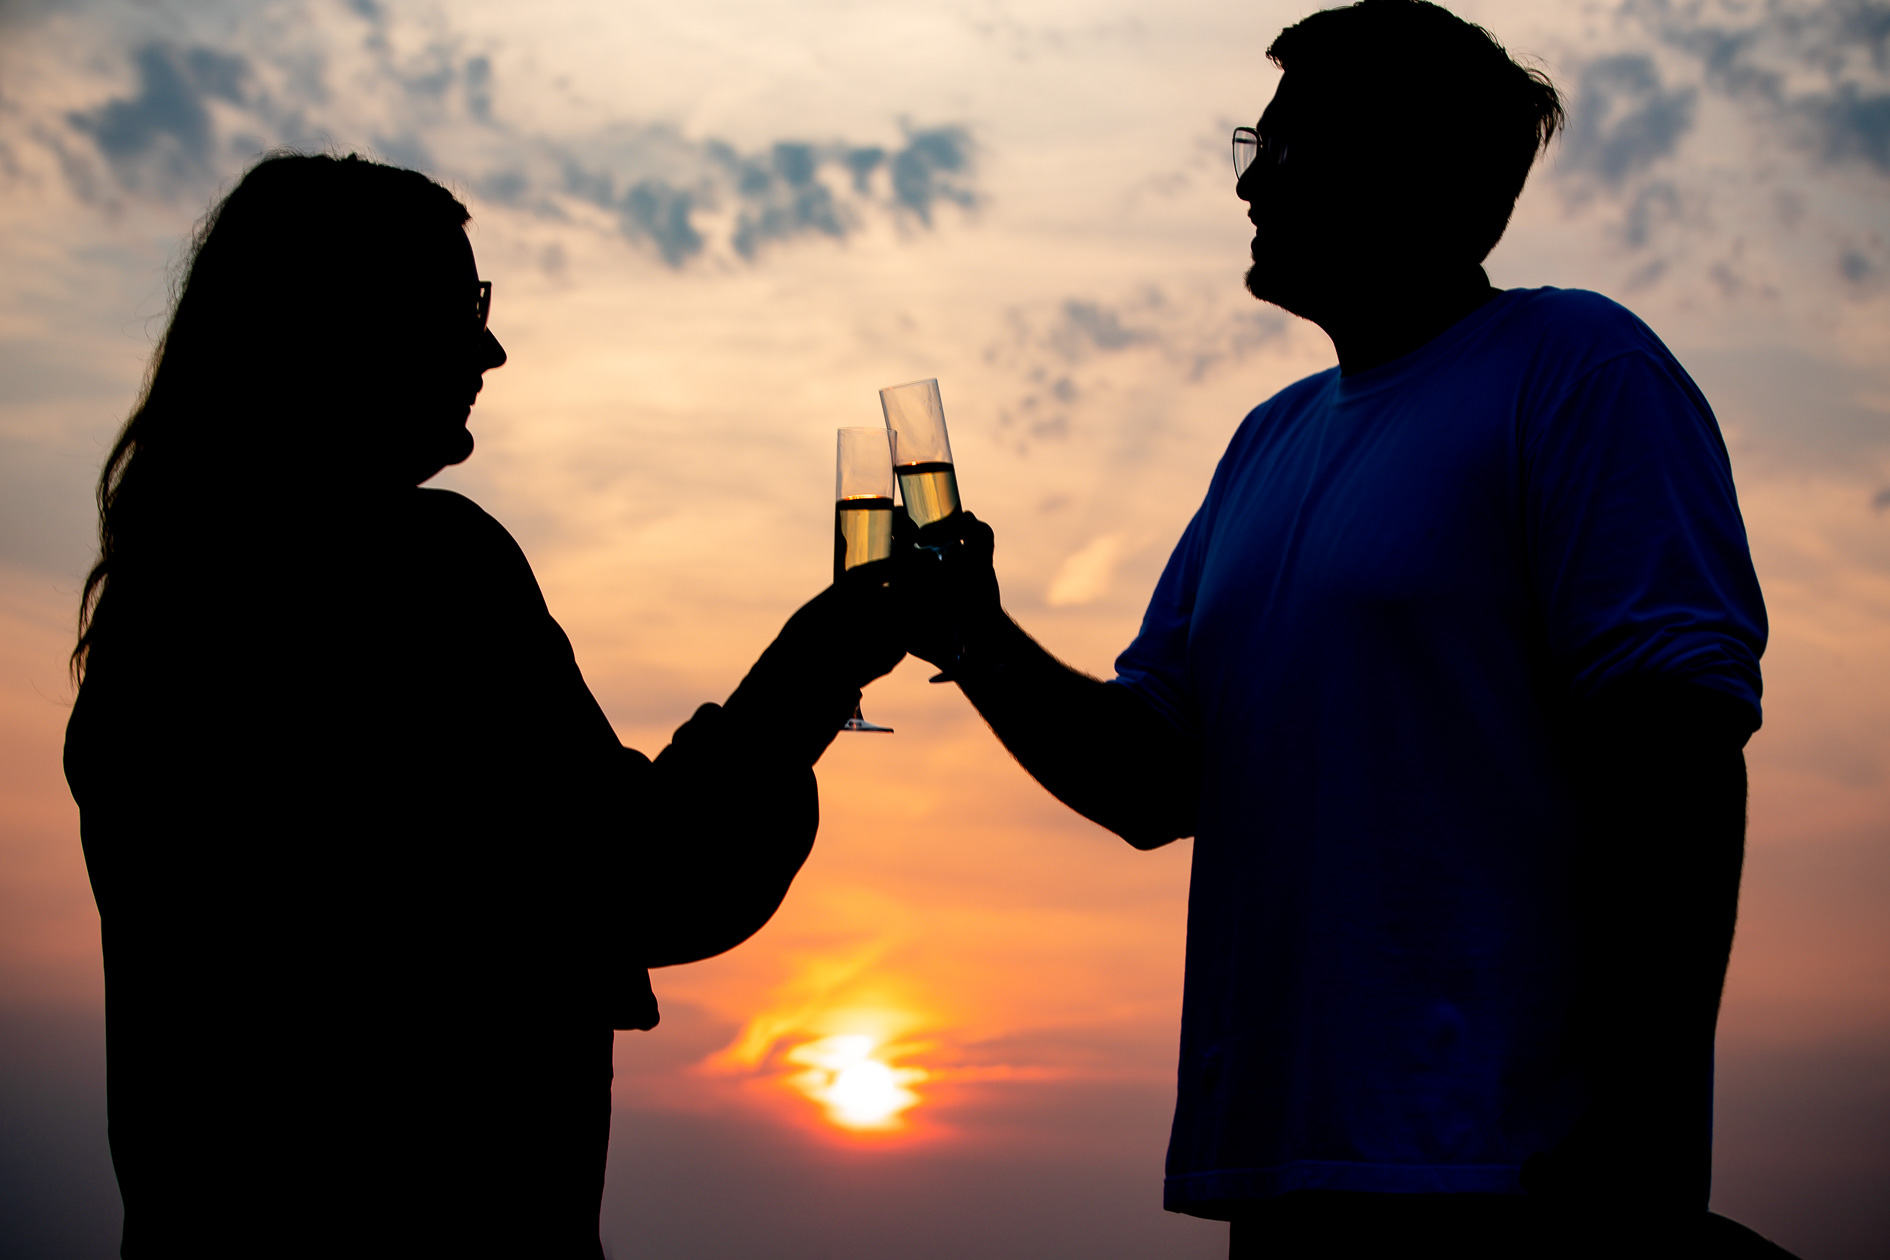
[879,378,961,528]
[879,378,966,681]
[834,426,896,733]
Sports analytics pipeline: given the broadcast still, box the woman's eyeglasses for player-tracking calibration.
[474,280,493,333]
[1232,127,1289,181]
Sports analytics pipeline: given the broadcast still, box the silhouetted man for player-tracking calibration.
[898,3,1788,1255]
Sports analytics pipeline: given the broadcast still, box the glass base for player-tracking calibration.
[841,701,892,732]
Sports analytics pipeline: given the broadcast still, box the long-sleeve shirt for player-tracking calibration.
[64,487,855,1258]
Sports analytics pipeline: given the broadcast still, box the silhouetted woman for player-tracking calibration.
[63,152,902,1258]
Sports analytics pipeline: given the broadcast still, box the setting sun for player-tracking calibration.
[785,1034,928,1131]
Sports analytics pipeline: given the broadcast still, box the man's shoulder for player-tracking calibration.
[1203,368,1342,499]
[1245,365,1341,426]
[1492,286,1676,375]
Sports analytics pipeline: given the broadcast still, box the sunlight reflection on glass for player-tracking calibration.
[785,1033,928,1131]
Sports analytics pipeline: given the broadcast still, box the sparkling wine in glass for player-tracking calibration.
[879,378,961,528]
[880,378,968,682]
[835,427,895,733]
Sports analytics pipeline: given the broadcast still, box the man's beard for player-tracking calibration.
[1243,259,1271,304]
[1244,256,1308,319]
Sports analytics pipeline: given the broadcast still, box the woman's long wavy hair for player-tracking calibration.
[72,152,471,682]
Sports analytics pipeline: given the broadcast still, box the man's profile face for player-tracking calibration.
[1239,74,1342,315]
[1237,72,1394,318]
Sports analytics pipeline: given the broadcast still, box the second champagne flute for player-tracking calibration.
[834,426,895,733]
[880,377,968,682]
[879,378,961,527]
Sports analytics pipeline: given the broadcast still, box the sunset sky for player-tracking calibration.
[2,0,1887,1256]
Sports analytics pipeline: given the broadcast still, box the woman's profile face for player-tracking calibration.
[375,227,508,486]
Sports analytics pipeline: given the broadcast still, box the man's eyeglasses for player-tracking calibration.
[1232,127,1289,181]
[474,280,493,333]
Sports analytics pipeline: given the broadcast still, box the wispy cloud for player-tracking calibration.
[1624,0,1890,175]
[66,43,249,195]
[1560,54,1697,188]
[1542,1,1890,297]
[1045,533,1125,607]
[548,126,976,266]
[983,287,1287,451]
[34,8,981,269]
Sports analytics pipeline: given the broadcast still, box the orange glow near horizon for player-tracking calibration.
[785,1033,928,1131]
[699,949,944,1136]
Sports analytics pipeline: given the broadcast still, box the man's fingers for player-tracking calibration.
[960,512,995,562]
[840,554,897,585]
[913,512,971,548]
[910,511,995,562]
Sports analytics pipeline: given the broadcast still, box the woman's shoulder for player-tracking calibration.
[407,488,531,566]
[408,487,516,544]
[399,489,548,613]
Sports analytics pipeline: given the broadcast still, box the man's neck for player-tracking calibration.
[1310,266,1502,377]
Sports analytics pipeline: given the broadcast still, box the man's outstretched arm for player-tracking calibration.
[898,514,1200,850]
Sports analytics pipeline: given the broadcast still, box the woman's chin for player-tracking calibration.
[444,427,475,466]
[405,430,475,485]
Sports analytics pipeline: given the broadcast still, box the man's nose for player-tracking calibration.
[1236,163,1265,207]
[478,328,508,371]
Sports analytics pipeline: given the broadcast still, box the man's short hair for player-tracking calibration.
[1267,0,1564,265]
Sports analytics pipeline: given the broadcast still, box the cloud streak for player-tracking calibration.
[1624,0,1890,176]
[1560,54,1697,187]
[549,127,976,266]
[983,288,1288,451]
[1540,1,1890,296]
[67,43,249,195]
[40,10,981,269]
